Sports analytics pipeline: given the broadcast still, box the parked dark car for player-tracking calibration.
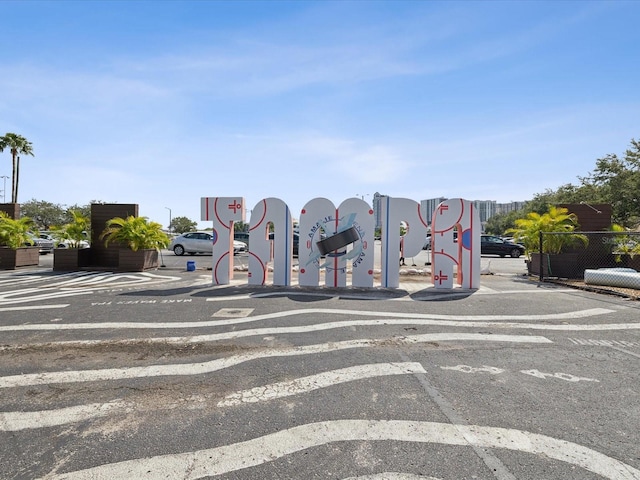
[269,232,300,256]
[234,231,250,249]
[481,234,526,258]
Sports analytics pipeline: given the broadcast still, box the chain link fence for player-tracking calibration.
[530,231,640,295]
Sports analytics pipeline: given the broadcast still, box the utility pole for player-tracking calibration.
[165,207,172,234]
[0,176,8,203]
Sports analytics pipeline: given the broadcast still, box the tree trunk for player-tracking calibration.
[11,150,16,203]
[14,155,19,203]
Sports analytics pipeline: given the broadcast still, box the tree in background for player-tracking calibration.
[526,138,640,227]
[169,216,197,234]
[65,203,93,224]
[484,209,522,236]
[234,221,249,232]
[0,133,34,203]
[20,199,66,230]
[579,138,640,227]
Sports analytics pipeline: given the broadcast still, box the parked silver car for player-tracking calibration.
[26,233,55,254]
[169,231,247,256]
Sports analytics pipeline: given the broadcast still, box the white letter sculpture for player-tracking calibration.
[248,198,293,286]
[200,195,481,290]
[298,197,375,287]
[431,198,481,289]
[379,197,430,288]
[200,197,245,285]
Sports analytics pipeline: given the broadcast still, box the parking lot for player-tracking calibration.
[35,241,529,278]
[2,244,640,479]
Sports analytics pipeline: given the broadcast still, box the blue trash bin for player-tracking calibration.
[186,261,196,272]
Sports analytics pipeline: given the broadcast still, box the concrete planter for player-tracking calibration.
[0,246,40,269]
[118,249,158,271]
[53,248,91,271]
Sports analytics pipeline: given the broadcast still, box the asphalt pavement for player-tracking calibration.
[2,248,640,479]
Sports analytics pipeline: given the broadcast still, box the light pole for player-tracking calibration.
[0,176,8,203]
[165,207,172,234]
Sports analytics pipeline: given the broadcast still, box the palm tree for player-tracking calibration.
[100,216,170,251]
[507,206,588,255]
[0,133,34,203]
[52,209,90,248]
[0,211,36,249]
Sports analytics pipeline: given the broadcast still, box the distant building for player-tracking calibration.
[372,192,386,229]
[472,200,496,225]
[420,197,447,226]
[372,194,525,231]
[496,201,527,215]
[422,198,526,232]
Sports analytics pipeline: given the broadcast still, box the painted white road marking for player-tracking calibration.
[0,272,182,306]
[37,420,640,480]
[441,365,505,375]
[0,304,69,312]
[441,365,600,383]
[0,334,550,388]
[343,474,440,480]
[212,308,255,318]
[217,362,426,407]
[521,369,599,383]
[569,338,639,347]
[0,401,127,431]
[0,307,616,333]
[204,294,253,302]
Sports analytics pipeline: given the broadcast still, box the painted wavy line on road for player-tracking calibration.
[0,334,550,389]
[0,363,423,430]
[0,401,127,432]
[0,307,615,332]
[3,315,632,352]
[37,419,640,480]
[0,272,182,306]
[0,289,96,305]
[217,362,426,407]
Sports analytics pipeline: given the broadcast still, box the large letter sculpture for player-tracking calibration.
[248,198,293,286]
[201,197,245,285]
[200,195,481,290]
[431,198,480,289]
[379,197,430,288]
[299,197,375,288]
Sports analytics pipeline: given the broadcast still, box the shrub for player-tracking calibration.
[100,216,170,251]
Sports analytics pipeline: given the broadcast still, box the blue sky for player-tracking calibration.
[2,0,639,229]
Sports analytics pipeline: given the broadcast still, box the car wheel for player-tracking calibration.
[510,248,522,258]
[173,245,185,256]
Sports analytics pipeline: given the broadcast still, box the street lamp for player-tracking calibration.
[165,207,172,234]
[0,176,8,203]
